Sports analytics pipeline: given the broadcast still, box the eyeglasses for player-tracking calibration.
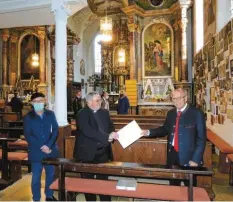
[32,99,45,103]
[171,95,186,102]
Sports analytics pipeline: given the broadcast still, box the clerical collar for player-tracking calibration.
[177,103,188,112]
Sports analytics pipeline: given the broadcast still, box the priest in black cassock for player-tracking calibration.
[73,91,118,201]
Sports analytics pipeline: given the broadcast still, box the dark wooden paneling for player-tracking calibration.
[58,125,72,157]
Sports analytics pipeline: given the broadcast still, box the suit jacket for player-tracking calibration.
[149,105,206,166]
[73,107,115,162]
[24,109,59,162]
[117,96,130,114]
[9,96,23,116]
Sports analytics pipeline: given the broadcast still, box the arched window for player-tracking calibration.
[94,34,102,74]
[195,0,204,53]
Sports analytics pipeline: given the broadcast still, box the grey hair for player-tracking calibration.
[86,91,100,102]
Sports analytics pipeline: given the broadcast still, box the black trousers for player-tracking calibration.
[169,147,197,186]
[81,147,111,201]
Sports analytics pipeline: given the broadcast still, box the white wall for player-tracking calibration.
[216,0,231,32]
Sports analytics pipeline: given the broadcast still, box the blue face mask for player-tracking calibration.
[33,103,45,112]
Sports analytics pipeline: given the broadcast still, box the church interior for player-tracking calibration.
[0,0,233,201]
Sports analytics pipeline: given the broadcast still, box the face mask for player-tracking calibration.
[33,103,45,112]
[120,94,124,97]
[105,96,109,99]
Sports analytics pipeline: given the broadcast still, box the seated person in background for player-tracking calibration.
[141,88,206,186]
[9,91,23,118]
[117,90,130,114]
[74,91,118,201]
[101,91,110,111]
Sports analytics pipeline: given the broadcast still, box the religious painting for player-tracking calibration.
[80,59,85,76]
[143,23,172,77]
[20,35,40,80]
[204,0,216,43]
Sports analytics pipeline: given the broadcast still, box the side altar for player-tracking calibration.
[136,78,174,116]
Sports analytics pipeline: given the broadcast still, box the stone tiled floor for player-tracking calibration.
[0,154,233,201]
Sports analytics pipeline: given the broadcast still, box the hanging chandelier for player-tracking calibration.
[100,15,112,42]
[32,35,39,67]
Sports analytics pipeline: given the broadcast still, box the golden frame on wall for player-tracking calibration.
[20,34,40,80]
[142,21,173,78]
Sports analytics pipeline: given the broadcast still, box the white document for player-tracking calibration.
[117,120,142,149]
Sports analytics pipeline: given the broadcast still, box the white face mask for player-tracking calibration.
[105,96,109,100]
[33,103,45,112]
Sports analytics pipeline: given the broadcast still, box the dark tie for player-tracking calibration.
[174,111,182,152]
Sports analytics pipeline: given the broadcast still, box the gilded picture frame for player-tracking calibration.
[142,21,173,78]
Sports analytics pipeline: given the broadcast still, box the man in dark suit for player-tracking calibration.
[72,90,83,117]
[9,92,23,118]
[73,91,118,201]
[141,88,206,186]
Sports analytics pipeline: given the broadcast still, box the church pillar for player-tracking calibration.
[179,0,191,82]
[127,15,138,80]
[231,0,233,18]
[52,0,70,126]
[37,27,48,96]
[9,33,18,86]
[2,30,10,86]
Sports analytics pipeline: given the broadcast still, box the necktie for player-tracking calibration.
[174,111,182,152]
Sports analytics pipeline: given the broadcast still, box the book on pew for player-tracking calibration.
[116,179,137,191]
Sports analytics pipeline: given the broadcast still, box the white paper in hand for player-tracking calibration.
[117,120,142,149]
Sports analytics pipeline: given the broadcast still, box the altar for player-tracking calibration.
[137,100,174,116]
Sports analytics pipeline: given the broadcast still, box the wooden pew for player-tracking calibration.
[111,115,166,119]
[0,127,24,139]
[64,136,213,197]
[207,129,233,173]
[0,138,28,190]
[0,112,20,127]
[111,118,165,124]
[43,158,213,201]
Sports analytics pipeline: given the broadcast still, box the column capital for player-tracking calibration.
[38,30,46,40]
[51,0,71,16]
[179,0,192,8]
[2,30,10,42]
[10,33,18,43]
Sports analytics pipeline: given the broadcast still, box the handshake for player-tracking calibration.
[108,130,149,142]
[108,132,119,142]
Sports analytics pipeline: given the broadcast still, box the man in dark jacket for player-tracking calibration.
[72,90,83,117]
[117,91,130,114]
[9,92,23,118]
[24,92,59,201]
[141,88,206,186]
[74,91,118,201]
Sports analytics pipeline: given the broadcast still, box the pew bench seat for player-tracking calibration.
[50,177,210,201]
[207,129,233,173]
[227,154,233,186]
[0,150,28,181]
[8,140,28,150]
[0,150,28,161]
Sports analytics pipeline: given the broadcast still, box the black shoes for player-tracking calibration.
[45,196,57,201]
